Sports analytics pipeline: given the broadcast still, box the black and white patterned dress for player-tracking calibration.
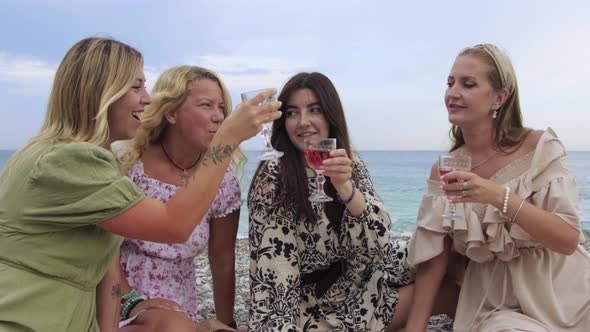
[248,156,414,332]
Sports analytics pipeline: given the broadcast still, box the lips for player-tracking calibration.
[297,131,317,137]
[447,103,465,112]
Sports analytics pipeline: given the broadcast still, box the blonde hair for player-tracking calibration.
[1,37,143,178]
[117,65,247,177]
[450,44,529,151]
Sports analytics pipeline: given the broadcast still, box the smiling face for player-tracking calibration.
[284,88,330,153]
[107,71,151,143]
[445,54,505,127]
[168,78,225,152]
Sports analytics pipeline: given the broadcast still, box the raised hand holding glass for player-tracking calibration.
[439,154,472,220]
[304,138,337,202]
[241,89,284,160]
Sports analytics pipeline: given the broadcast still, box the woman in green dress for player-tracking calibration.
[0,37,281,332]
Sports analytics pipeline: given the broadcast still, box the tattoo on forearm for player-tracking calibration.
[111,284,122,299]
[201,144,234,167]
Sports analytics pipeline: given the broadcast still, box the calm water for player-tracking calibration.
[2,149,589,237]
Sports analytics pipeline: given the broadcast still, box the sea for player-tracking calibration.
[1,149,589,238]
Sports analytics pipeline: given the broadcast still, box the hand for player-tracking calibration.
[321,149,353,189]
[128,298,185,317]
[440,170,505,208]
[218,89,282,143]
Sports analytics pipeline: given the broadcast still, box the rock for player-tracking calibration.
[195,232,590,329]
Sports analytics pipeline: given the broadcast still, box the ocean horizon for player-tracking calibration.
[2,149,589,238]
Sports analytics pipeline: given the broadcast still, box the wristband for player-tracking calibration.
[336,180,357,205]
[120,289,145,320]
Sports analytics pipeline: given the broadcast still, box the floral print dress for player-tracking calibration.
[248,157,414,332]
[120,161,242,320]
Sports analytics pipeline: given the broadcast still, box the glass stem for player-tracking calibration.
[317,172,326,195]
[448,202,457,217]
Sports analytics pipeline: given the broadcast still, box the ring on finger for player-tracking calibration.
[462,189,469,197]
[462,181,469,190]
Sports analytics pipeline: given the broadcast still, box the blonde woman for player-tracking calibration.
[112,66,246,331]
[0,37,280,332]
[407,44,590,331]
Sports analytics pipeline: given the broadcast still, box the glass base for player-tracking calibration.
[259,148,284,161]
[441,212,463,220]
[309,191,333,202]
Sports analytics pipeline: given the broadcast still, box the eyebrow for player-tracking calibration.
[286,102,320,109]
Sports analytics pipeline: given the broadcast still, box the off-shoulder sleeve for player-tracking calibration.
[20,142,144,230]
[338,158,392,261]
[210,168,243,219]
[247,160,302,332]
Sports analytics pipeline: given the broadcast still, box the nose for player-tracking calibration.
[212,107,224,123]
[298,110,311,127]
[446,84,460,100]
[141,89,152,105]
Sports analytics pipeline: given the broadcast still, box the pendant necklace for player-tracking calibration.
[471,151,499,171]
[160,141,201,187]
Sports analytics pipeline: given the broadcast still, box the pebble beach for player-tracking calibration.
[194,232,590,330]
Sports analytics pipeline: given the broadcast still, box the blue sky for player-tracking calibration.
[1,0,589,150]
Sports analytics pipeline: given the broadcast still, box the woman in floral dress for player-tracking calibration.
[247,72,458,331]
[114,65,247,330]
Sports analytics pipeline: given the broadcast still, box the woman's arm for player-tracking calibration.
[444,172,580,255]
[208,209,239,326]
[98,91,281,243]
[406,162,451,331]
[96,249,129,332]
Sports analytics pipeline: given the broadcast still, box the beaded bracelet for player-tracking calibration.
[336,180,357,205]
[120,289,145,320]
[501,186,510,214]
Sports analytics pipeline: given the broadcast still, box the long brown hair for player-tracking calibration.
[250,72,354,224]
[450,44,529,152]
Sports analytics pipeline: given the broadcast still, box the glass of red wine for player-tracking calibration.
[304,138,337,202]
[439,154,472,219]
[241,89,284,160]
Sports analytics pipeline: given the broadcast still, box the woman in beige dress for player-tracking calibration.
[406,44,590,331]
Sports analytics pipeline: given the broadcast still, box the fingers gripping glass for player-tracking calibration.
[241,89,284,160]
[439,154,472,220]
[304,138,337,202]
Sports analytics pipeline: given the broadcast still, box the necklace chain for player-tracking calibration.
[160,141,200,186]
[471,151,499,171]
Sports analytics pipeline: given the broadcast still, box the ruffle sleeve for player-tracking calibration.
[408,128,582,266]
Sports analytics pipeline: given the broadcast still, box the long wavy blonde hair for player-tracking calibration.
[117,65,247,177]
[1,37,143,179]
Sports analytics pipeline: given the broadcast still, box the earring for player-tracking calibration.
[492,110,498,119]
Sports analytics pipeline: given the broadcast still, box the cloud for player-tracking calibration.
[0,52,56,96]
[183,54,316,91]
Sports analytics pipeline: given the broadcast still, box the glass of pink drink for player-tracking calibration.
[304,138,337,202]
[439,154,471,219]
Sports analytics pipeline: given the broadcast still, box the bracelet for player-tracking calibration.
[501,186,510,214]
[120,289,145,320]
[336,180,357,205]
[511,198,526,224]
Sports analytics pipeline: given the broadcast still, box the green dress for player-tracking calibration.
[0,142,144,332]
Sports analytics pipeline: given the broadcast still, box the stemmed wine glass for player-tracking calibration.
[439,154,472,220]
[304,138,337,202]
[241,89,284,160]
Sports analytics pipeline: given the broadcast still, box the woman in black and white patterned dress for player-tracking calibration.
[247,72,451,331]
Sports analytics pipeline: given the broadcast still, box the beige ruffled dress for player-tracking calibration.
[408,129,590,331]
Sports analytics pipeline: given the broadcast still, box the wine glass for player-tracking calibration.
[439,154,472,219]
[241,89,284,160]
[304,138,337,202]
